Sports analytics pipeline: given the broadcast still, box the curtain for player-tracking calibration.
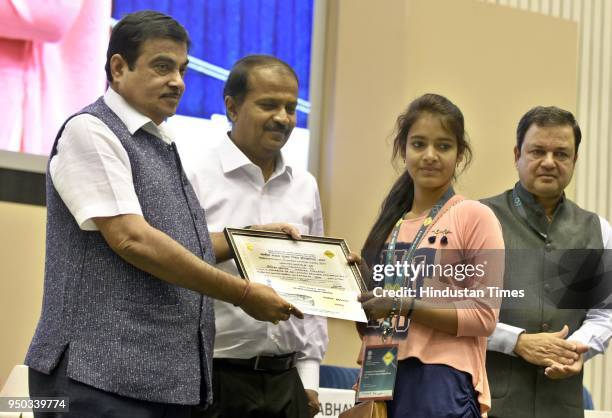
[112,0,313,128]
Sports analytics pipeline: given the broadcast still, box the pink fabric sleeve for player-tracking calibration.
[0,0,82,42]
[453,200,505,337]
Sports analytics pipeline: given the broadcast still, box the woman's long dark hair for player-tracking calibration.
[361,94,472,269]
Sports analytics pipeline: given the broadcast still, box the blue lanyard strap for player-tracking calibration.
[378,187,455,342]
[384,187,455,290]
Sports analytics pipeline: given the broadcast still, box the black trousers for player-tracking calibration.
[192,359,309,418]
[28,350,192,418]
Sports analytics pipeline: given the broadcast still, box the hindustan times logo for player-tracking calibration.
[372,261,486,282]
[372,286,525,298]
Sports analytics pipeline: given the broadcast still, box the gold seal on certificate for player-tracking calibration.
[224,227,368,322]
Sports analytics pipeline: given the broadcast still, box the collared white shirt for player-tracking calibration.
[489,216,612,360]
[50,88,174,230]
[176,132,328,391]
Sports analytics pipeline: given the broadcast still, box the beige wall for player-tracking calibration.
[0,0,579,384]
[319,0,577,367]
[0,202,45,384]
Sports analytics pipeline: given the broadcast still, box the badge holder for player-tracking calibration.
[356,343,399,402]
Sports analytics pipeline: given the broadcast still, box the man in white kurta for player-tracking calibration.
[178,55,328,418]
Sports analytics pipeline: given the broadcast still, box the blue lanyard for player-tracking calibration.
[384,187,455,290]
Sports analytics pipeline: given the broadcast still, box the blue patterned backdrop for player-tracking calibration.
[112,0,313,128]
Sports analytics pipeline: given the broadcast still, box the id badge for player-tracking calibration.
[357,343,399,401]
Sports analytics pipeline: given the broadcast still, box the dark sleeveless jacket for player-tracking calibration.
[25,97,216,405]
[483,183,602,418]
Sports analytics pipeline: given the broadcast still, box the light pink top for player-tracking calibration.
[0,0,110,154]
[361,196,505,417]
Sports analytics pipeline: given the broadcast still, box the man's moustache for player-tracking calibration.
[265,127,290,135]
[161,92,181,98]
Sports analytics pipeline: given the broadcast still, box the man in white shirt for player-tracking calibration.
[26,13,301,418]
[181,55,328,418]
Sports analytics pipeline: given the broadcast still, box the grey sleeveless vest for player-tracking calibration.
[483,183,602,418]
[25,97,216,405]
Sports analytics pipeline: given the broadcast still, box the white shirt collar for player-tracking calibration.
[103,88,174,144]
[218,132,293,180]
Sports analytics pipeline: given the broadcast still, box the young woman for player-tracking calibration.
[358,94,504,418]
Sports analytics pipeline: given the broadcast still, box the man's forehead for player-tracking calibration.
[140,38,187,56]
[525,123,575,146]
[247,66,298,90]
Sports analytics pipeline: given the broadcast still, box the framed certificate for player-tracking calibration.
[224,227,368,322]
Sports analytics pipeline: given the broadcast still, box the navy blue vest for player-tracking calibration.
[26,97,216,405]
